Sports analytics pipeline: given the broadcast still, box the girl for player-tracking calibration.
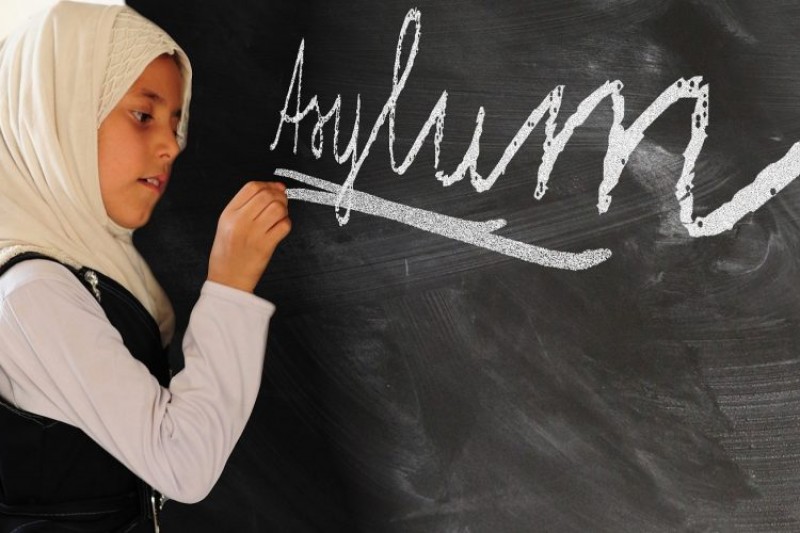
[0,1,290,531]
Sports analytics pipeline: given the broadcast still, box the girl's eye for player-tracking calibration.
[132,111,152,123]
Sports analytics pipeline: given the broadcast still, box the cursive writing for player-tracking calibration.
[271,8,800,269]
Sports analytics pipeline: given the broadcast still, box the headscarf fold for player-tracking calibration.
[0,1,193,345]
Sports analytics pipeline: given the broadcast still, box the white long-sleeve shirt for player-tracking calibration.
[0,259,273,503]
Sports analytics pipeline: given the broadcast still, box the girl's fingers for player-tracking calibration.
[208,181,292,293]
[237,190,288,222]
[226,181,287,212]
[254,200,289,231]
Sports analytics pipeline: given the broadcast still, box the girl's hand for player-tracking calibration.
[207,181,291,293]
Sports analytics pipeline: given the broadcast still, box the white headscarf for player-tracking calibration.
[0,1,193,345]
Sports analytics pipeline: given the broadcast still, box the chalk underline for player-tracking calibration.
[275,168,612,270]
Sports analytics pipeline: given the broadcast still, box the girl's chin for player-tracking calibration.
[107,208,156,230]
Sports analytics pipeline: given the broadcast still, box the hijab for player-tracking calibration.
[0,1,193,345]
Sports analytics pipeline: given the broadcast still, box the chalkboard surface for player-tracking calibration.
[129,1,800,531]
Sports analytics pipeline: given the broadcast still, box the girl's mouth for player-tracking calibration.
[138,175,166,192]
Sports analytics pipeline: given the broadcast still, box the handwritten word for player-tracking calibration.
[271,8,800,270]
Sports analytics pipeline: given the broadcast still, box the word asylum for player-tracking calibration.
[270,9,800,270]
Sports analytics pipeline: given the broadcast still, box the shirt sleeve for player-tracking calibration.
[0,259,273,503]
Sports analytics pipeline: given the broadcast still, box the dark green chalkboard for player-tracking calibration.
[131,1,800,531]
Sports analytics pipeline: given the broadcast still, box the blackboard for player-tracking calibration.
[129,0,800,531]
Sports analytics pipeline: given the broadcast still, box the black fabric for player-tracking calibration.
[0,253,169,532]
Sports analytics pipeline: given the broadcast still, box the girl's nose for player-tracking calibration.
[158,127,180,162]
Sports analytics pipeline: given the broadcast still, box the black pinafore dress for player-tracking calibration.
[0,253,170,532]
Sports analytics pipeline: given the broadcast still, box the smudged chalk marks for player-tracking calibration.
[271,8,800,269]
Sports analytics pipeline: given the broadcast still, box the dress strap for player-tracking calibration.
[0,251,98,298]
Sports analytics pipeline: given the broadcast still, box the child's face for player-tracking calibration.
[98,54,183,229]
